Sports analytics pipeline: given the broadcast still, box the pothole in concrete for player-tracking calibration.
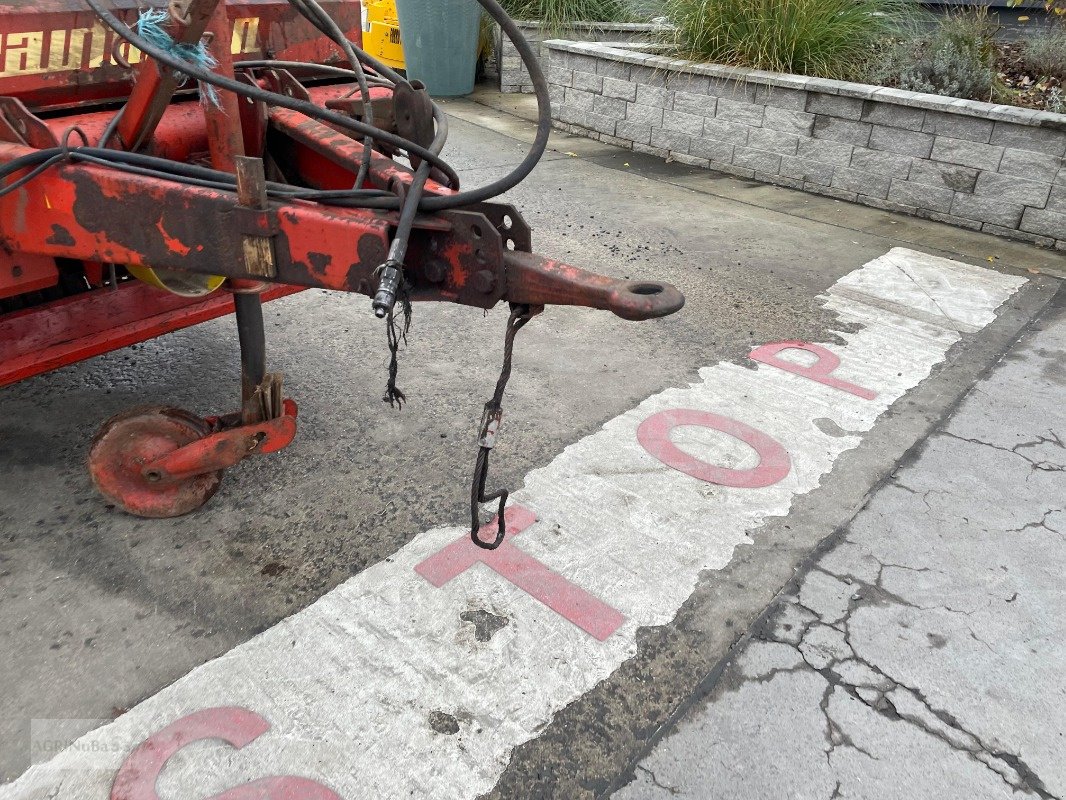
[815,418,857,438]
[428,710,460,735]
[460,607,509,642]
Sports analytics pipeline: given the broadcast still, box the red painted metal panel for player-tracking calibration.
[0,251,59,299]
[0,281,303,386]
[0,1,363,111]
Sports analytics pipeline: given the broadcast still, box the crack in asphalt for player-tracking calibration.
[637,765,681,796]
[817,679,879,764]
[738,549,1063,800]
[1014,431,1065,454]
[887,476,948,514]
[1006,507,1065,535]
[617,297,1064,800]
[940,431,1066,474]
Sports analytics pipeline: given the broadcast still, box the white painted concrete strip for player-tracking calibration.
[3,249,1025,800]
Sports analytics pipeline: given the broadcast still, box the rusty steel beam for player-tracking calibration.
[0,139,393,288]
[266,94,455,196]
[503,251,685,321]
[0,128,682,320]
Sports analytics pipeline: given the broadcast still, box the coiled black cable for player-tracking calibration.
[80,0,552,212]
[83,0,462,189]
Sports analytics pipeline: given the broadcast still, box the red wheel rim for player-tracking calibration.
[88,406,223,518]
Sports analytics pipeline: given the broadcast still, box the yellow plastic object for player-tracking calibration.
[127,265,227,297]
[362,0,405,71]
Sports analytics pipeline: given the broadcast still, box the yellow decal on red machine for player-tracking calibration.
[0,17,261,79]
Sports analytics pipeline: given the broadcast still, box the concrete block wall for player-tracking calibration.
[497,22,667,93]
[545,41,1066,250]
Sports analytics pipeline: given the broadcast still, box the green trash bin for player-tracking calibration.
[395,0,482,97]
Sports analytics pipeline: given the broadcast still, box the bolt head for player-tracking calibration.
[423,260,448,284]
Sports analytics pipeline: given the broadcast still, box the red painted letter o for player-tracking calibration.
[637,409,791,488]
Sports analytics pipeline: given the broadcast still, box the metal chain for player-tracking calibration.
[469,303,539,550]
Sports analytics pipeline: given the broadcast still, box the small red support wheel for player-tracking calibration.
[89,406,224,518]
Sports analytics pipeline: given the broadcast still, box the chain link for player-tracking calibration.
[469,303,540,549]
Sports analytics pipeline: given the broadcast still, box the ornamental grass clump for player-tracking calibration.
[666,0,913,79]
[500,0,635,32]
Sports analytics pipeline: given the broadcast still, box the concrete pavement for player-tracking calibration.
[618,298,1065,800]
[1,91,1063,797]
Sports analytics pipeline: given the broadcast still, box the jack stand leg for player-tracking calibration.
[234,291,267,421]
[89,284,296,519]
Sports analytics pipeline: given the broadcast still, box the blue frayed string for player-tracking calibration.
[136,8,221,108]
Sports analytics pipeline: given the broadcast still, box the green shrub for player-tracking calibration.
[1022,26,1066,80]
[665,0,914,79]
[868,8,1002,101]
[500,0,635,31]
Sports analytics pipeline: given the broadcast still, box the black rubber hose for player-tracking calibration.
[285,0,375,188]
[0,145,398,202]
[274,0,451,317]
[417,0,552,212]
[284,0,554,213]
[283,0,552,314]
[0,152,70,199]
[282,0,441,294]
[233,60,392,84]
[284,0,409,86]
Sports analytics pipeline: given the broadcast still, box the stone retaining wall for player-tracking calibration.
[545,41,1066,250]
[498,22,666,93]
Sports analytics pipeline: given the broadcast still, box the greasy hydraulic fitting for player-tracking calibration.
[372,259,404,318]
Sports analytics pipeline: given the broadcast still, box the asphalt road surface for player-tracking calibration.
[1,93,1063,798]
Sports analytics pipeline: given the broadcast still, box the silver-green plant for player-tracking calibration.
[868,7,1001,101]
[1022,25,1066,81]
[1046,86,1065,113]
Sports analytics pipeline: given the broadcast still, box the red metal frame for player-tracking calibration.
[147,398,298,481]
[0,280,301,386]
[0,0,684,516]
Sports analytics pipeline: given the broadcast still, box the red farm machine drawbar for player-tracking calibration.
[0,0,683,536]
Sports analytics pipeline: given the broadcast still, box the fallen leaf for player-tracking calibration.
[565,151,578,157]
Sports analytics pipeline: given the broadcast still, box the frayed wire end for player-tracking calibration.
[135,8,222,108]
